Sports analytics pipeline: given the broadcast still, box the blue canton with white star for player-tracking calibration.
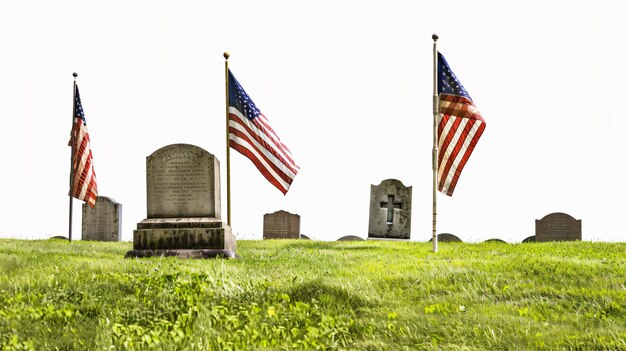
[228,70,261,120]
[75,86,87,123]
[438,52,472,101]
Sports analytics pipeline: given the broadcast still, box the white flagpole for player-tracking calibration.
[432,34,439,253]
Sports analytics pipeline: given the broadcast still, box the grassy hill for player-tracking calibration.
[1,239,625,350]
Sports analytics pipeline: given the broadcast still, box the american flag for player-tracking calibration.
[227,69,299,194]
[69,85,98,208]
[437,52,486,196]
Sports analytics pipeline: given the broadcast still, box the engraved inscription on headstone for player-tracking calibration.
[368,179,412,240]
[82,196,122,242]
[147,144,220,218]
[127,144,236,259]
[535,212,581,242]
[263,210,300,239]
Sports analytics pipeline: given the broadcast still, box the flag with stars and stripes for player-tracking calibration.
[227,69,299,194]
[69,85,98,208]
[437,52,486,196]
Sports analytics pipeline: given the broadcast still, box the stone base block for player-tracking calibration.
[366,236,410,242]
[127,218,236,259]
[125,249,236,259]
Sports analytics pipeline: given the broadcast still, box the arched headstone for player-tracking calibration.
[484,238,507,243]
[368,179,412,240]
[49,236,69,241]
[429,233,463,243]
[337,235,365,241]
[82,196,122,241]
[535,212,581,242]
[263,210,300,239]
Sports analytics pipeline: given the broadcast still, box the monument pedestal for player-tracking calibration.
[126,218,236,258]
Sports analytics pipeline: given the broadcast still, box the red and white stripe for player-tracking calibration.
[228,106,299,194]
[437,94,485,196]
[70,118,98,208]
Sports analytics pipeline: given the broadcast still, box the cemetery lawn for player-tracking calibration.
[1,239,625,350]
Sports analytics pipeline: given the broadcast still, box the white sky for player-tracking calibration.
[1,0,625,243]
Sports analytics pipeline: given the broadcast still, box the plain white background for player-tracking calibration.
[1,0,624,242]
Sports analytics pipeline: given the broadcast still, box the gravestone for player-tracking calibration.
[263,210,300,239]
[535,212,581,242]
[484,238,506,243]
[428,233,463,243]
[82,196,122,241]
[126,144,236,258]
[337,235,365,241]
[368,179,412,240]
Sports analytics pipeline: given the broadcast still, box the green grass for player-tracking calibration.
[1,239,625,350]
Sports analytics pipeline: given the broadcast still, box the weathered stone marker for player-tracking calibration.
[126,144,236,258]
[368,179,412,240]
[82,196,122,241]
[535,212,581,242]
[263,210,300,239]
[337,235,364,241]
[429,233,462,243]
[484,238,507,243]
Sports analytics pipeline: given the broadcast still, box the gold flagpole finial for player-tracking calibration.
[224,52,230,60]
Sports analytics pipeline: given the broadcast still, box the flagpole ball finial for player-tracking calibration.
[432,34,438,41]
[223,52,230,60]
[73,72,78,78]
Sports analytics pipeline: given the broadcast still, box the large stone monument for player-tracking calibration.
[126,144,236,258]
[368,179,412,240]
[535,212,581,242]
[82,196,122,241]
[263,210,300,239]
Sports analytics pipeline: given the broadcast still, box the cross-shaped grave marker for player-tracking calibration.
[380,195,402,223]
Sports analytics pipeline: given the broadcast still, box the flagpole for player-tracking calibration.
[224,52,232,226]
[432,34,439,253]
[68,72,77,242]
